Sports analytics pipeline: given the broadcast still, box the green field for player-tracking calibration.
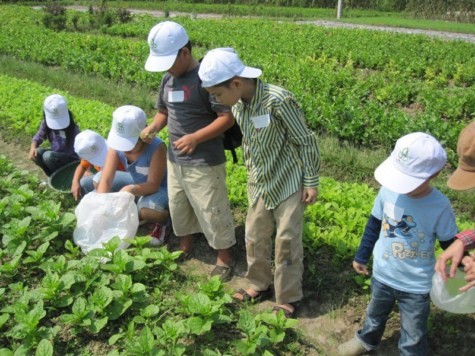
[1,4,474,355]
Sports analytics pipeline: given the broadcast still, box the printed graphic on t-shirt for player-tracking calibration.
[381,202,430,261]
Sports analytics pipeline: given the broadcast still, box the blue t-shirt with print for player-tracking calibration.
[371,187,458,294]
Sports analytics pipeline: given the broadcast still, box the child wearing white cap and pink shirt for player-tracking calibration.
[141,21,236,281]
[435,121,475,292]
[71,129,133,201]
[97,105,170,246]
[198,48,320,318]
[29,94,80,177]
[338,132,459,355]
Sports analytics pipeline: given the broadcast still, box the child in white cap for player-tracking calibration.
[28,94,80,177]
[71,129,133,201]
[97,105,170,246]
[198,48,320,317]
[435,121,475,292]
[338,132,459,355]
[141,21,236,280]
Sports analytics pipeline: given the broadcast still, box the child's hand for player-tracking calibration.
[302,187,318,205]
[174,134,198,155]
[71,181,81,201]
[460,255,475,292]
[353,261,369,275]
[28,146,37,160]
[140,127,157,144]
[434,239,465,281]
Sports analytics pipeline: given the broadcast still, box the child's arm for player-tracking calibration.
[29,121,48,160]
[97,149,120,193]
[277,96,320,195]
[173,112,234,155]
[353,214,382,275]
[28,141,38,160]
[141,110,168,143]
[71,163,88,201]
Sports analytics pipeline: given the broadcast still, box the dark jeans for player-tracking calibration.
[32,148,76,177]
[357,277,430,356]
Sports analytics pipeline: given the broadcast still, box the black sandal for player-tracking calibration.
[233,287,273,303]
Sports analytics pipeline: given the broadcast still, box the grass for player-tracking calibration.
[339,16,475,34]
[0,55,157,117]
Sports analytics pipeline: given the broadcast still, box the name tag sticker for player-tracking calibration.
[251,114,270,129]
[59,130,66,139]
[168,91,185,103]
[383,202,404,221]
[136,166,149,176]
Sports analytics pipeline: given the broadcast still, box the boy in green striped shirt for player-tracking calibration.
[199,48,321,317]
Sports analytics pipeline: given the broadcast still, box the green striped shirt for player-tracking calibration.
[233,79,320,209]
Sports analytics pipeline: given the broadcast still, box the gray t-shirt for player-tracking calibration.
[156,65,230,166]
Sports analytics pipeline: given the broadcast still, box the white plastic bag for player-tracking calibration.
[430,269,475,314]
[73,191,139,254]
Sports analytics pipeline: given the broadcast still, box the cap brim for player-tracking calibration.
[239,66,262,79]
[87,144,108,168]
[107,130,138,152]
[45,114,70,130]
[447,168,475,191]
[145,52,178,72]
[374,157,426,194]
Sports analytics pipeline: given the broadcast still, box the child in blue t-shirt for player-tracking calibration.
[338,132,458,356]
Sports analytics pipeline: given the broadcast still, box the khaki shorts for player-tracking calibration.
[167,161,236,250]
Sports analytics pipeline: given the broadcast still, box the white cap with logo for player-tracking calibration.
[74,129,108,167]
[145,21,189,72]
[374,132,447,194]
[198,47,262,88]
[107,105,147,152]
[44,94,70,130]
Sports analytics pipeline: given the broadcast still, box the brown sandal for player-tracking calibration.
[272,302,298,318]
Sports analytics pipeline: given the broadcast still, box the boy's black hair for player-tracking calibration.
[180,40,192,55]
[43,109,77,148]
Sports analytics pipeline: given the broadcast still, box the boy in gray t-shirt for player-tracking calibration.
[142,21,236,281]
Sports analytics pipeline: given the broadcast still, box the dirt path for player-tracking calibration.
[0,133,44,176]
[60,5,475,44]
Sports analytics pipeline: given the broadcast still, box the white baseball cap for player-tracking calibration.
[74,130,108,167]
[107,105,147,152]
[374,132,447,194]
[145,21,189,72]
[198,47,262,88]
[44,94,70,130]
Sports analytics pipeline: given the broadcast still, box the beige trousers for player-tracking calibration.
[167,161,236,250]
[245,189,305,304]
